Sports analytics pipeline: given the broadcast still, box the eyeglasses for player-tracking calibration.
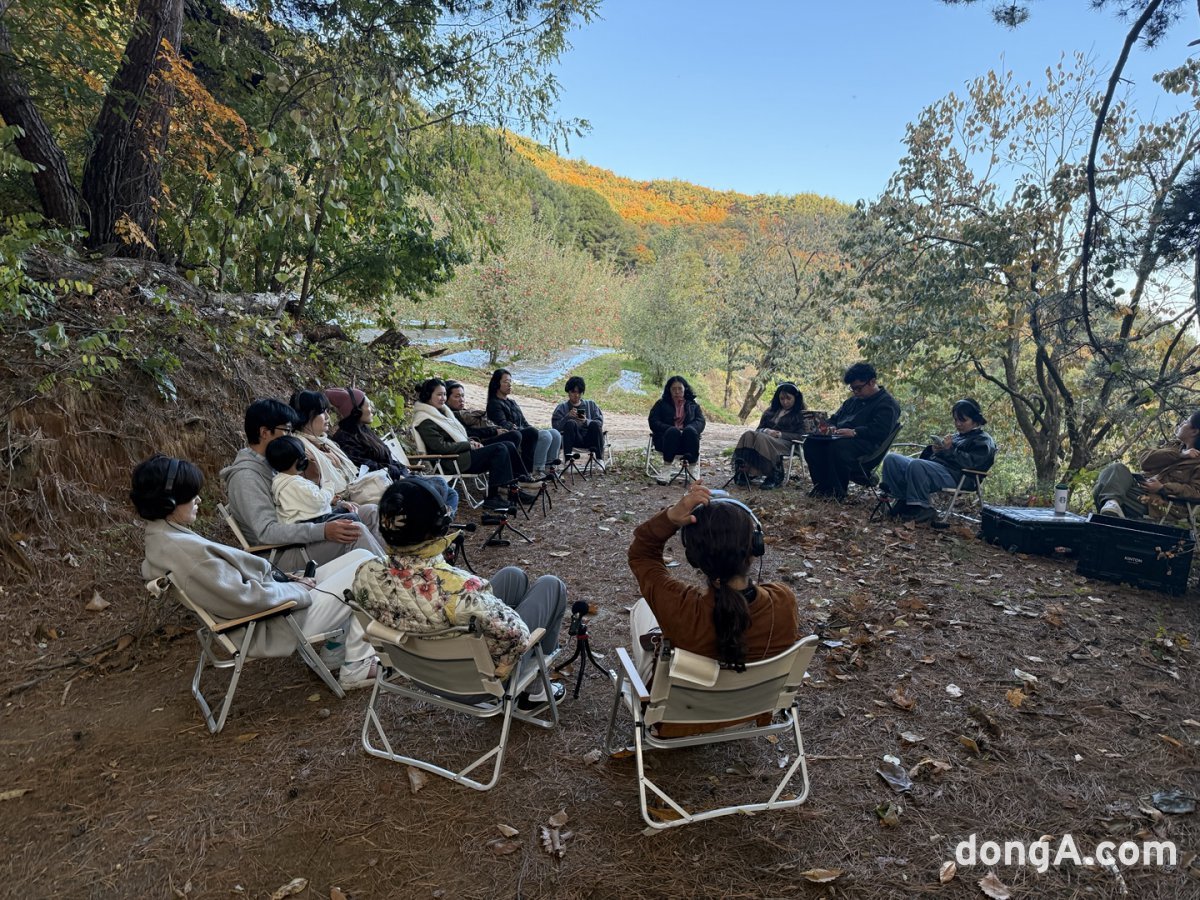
[272,425,294,434]
[847,382,869,393]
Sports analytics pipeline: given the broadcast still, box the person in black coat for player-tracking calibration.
[648,376,706,466]
[803,362,901,500]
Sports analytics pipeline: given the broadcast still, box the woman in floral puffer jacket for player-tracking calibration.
[352,480,566,681]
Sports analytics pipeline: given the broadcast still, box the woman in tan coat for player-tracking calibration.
[1094,412,1200,518]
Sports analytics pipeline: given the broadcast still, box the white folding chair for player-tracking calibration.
[146,575,345,734]
[934,468,990,524]
[785,438,806,481]
[1158,495,1200,540]
[604,635,818,830]
[400,429,487,510]
[216,502,308,566]
[353,605,559,791]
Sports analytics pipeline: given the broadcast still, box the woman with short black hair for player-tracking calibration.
[132,454,378,689]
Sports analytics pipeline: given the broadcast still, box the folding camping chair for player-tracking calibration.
[393,429,488,510]
[1158,495,1200,540]
[850,421,903,491]
[604,635,818,830]
[217,502,308,567]
[644,435,697,487]
[146,574,345,734]
[353,605,559,792]
[934,468,990,524]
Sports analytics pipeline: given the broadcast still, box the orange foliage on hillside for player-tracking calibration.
[506,133,847,230]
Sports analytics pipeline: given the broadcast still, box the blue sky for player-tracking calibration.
[542,1,1197,204]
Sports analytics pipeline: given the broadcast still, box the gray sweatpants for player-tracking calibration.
[1093,461,1149,518]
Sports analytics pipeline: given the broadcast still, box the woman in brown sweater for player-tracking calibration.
[627,482,800,679]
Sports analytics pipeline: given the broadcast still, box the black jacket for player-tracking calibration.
[830,388,901,448]
[486,397,531,431]
[932,428,997,483]
[755,406,808,443]
[648,399,706,445]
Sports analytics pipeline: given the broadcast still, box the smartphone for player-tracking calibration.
[304,560,317,579]
[1132,473,1148,483]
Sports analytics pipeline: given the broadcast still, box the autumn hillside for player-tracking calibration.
[506,133,849,234]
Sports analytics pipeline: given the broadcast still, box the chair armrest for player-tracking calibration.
[245,541,305,554]
[408,453,458,461]
[211,600,300,633]
[521,627,547,655]
[962,468,989,477]
[615,646,650,703]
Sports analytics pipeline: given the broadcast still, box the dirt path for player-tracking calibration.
[457,380,747,453]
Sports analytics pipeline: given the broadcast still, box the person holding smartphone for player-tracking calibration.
[1093,411,1200,518]
[552,375,605,465]
[880,398,996,524]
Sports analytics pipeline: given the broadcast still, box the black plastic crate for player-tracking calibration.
[1076,514,1194,596]
[980,506,1092,556]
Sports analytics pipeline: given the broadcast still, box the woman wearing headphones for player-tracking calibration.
[132,454,379,689]
[353,480,568,706]
[626,481,800,680]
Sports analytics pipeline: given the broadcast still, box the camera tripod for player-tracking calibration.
[481,509,533,548]
[553,602,611,698]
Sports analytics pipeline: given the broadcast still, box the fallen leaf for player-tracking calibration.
[875,801,901,827]
[978,870,1011,899]
[877,760,914,793]
[1005,688,1027,708]
[1159,734,1184,749]
[548,809,569,827]
[1013,668,1038,685]
[582,749,602,765]
[486,838,521,855]
[890,686,917,710]
[269,878,308,900]
[799,868,843,883]
[330,889,347,900]
[65,553,80,568]
[945,683,963,698]
[939,860,956,883]
[234,732,258,743]
[957,735,980,755]
[898,731,924,744]
[496,824,519,837]
[548,551,571,558]
[0,788,31,802]
[407,767,427,794]
[644,806,684,823]
[85,591,110,612]
[908,757,952,780]
[307,693,321,702]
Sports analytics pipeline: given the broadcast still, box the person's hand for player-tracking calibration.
[324,519,362,543]
[941,433,954,449]
[340,500,359,514]
[470,440,482,449]
[833,427,856,438]
[1143,477,1165,494]
[1182,448,1199,459]
[667,482,712,527]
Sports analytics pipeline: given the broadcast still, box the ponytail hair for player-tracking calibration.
[682,502,755,669]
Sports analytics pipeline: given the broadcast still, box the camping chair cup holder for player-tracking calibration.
[604,635,818,830]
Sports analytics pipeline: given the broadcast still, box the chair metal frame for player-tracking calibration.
[397,429,489,510]
[353,606,559,792]
[604,636,818,831]
[216,502,308,567]
[580,431,613,477]
[644,435,697,486]
[146,575,345,734]
[1158,495,1200,540]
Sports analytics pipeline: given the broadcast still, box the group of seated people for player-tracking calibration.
[131,356,1200,737]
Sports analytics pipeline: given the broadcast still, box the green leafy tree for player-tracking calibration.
[845,56,1200,486]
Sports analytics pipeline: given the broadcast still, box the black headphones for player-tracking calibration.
[160,457,180,515]
[680,496,766,560]
[382,477,453,541]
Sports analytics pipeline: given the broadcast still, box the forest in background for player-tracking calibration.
[2,0,1200,495]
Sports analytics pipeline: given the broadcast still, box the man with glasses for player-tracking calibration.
[802,362,901,500]
[221,399,385,571]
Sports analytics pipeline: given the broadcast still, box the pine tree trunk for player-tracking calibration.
[0,11,82,228]
[81,0,183,256]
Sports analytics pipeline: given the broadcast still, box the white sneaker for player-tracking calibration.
[1100,500,1125,518]
[338,656,380,690]
[593,457,606,473]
